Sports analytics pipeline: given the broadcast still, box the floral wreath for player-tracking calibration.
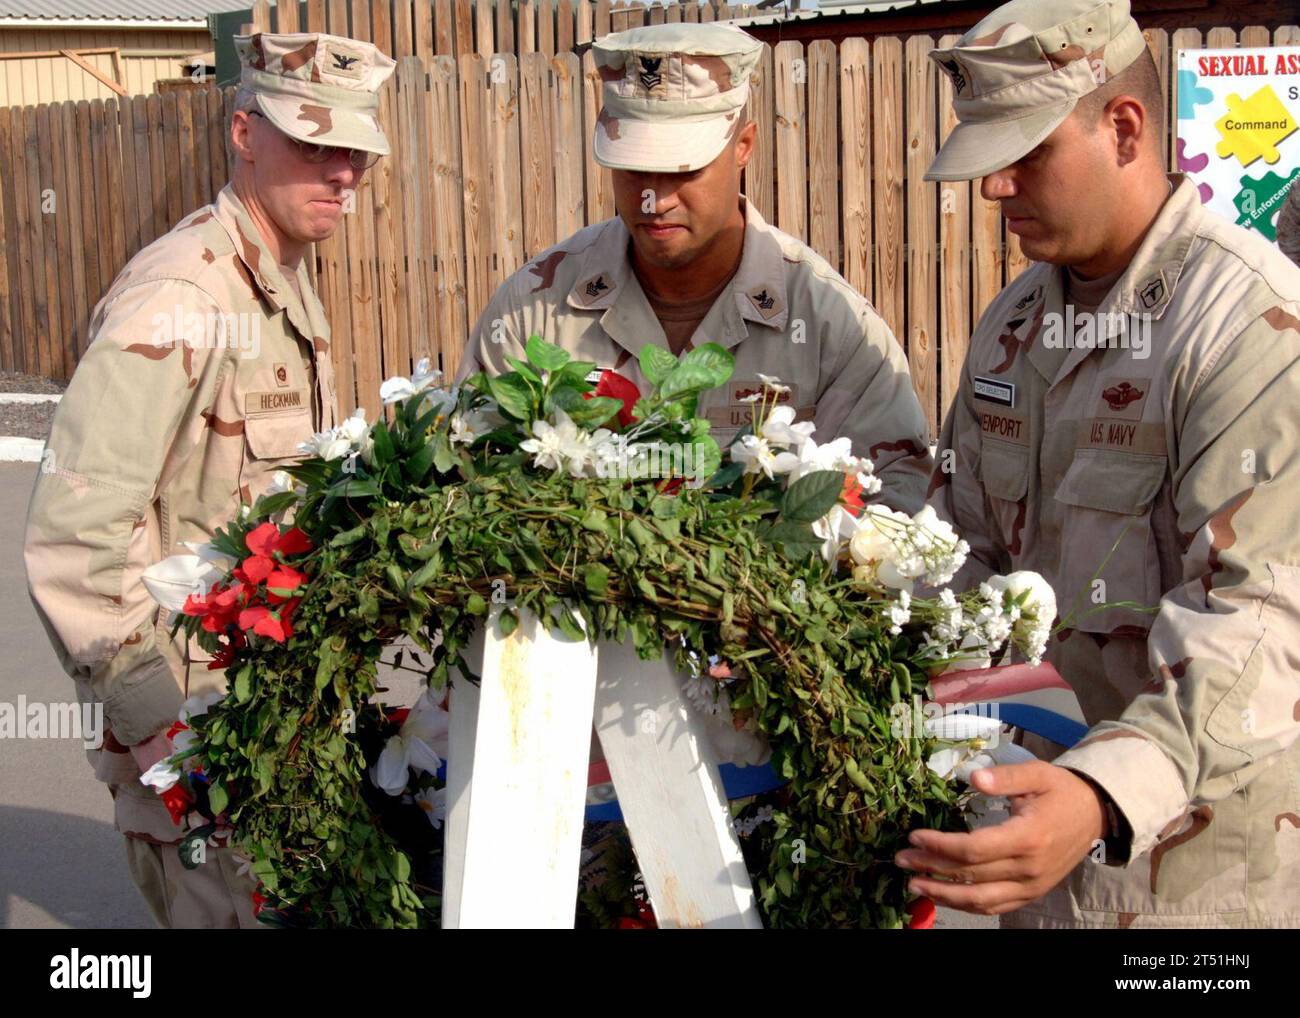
[140,338,1057,929]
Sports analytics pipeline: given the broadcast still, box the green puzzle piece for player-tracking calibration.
[1233,168,1300,241]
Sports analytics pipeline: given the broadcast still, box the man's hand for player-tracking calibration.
[894,761,1107,915]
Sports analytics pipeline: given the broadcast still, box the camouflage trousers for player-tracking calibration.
[94,729,260,929]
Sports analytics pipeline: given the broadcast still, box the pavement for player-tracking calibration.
[0,459,993,930]
[0,463,154,929]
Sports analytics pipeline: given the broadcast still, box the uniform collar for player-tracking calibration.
[1019,173,1202,385]
[213,184,323,344]
[564,195,790,361]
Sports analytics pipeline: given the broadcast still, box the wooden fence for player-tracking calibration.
[2,7,1298,435]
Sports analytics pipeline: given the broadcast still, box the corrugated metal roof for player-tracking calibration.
[0,0,251,22]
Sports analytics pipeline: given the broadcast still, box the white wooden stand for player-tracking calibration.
[442,610,761,929]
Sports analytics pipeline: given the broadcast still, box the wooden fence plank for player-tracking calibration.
[430,54,469,376]
[666,0,681,24]
[460,53,493,330]
[192,88,214,208]
[700,0,714,22]
[576,0,593,45]
[373,0,409,389]
[394,0,414,57]
[581,48,613,224]
[936,32,970,431]
[871,36,904,341]
[490,52,525,287]
[839,36,870,304]
[650,1,665,27]
[306,0,326,32]
[745,42,773,225]
[1277,26,1300,46]
[251,0,272,31]
[557,0,575,53]
[1206,26,1237,49]
[454,0,474,59]
[551,51,584,241]
[905,35,938,435]
[90,101,121,321]
[435,0,454,56]
[57,100,89,363]
[207,87,228,195]
[1142,28,1171,168]
[594,0,611,37]
[278,0,302,33]
[115,94,140,261]
[75,100,103,349]
[519,0,536,55]
[10,106,36,373]
[497,0,516,54]
[0,108,14,371]
[414,0,434,62]
[177,92,198,218]
[34,103,60,377]
[476,0,495,59]
[22,105,51,375]
[519,51,556,261]
[396,56,430,371]
[539,0,556,58]
[806,39,837,266]
[46,101,76,379]
[1238,25,1270,47]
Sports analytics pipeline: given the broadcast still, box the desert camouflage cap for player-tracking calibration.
[592,22,763,173]
[925,0,1148,181]
[235,32,396,156]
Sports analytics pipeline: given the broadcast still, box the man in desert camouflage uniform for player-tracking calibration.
[897,0,1300,927]
[455,21,932,514]
[1279,183,1300,267]
[24,31,395,928]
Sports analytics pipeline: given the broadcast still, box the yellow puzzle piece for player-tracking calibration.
[1215,86,1298,167]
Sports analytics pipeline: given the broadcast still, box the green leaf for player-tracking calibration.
[404,441,436,483]
[207,783,229,816]
[583,562,610,597]
[639,344,679,387]
[498,609,518,637]
[234,665,253,704]
[253,491,299,519]
[526,335,571,372]
[660,343,734,400]
[370,419,396,466]
[505,356,542,385]
[780,470,845,524]
[487,374,535,422]
[566,396,622,430]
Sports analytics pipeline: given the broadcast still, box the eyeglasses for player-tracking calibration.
[248,110,381,170]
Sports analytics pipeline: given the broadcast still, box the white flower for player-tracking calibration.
[298,428,352,461]
[757,372,792,394]
[987,571,1057,665]
[265,470,295,496]
[369,690,451,796]
[520,408,581,473]
[731,434,800,479]
[783,435,853,483]
[231,851,254,878]
[139,759,181,792]
[337,407,369,445]
[738,392,763,404]
[179,691,224,725]
[141,547,233,611]
[414,786,447,830]
[760,405,816,449]
[449,409,496,446]
[380,357,442,404]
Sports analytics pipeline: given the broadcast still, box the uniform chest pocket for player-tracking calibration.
[977,440,1030,561]
[1052,450,1167,634]
[244,407,313,462]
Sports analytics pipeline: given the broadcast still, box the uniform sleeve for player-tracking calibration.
[927,364,1000,590]
[1056,307,1300,861]
[453,282,528,385]
[24,279,228,745]
[814,308,933,514]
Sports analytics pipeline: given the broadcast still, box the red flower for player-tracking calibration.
[841,473,866,517]
[265,566,307,604]
[245,523,282,558]
[587,369,641,429]
[656,476,685,496]
[251,889,267,917]
[237,554,274,585]
[246,522,312,560]
[165,720,189,741]
[386,707,411,727]
[160,783,194,826]
[907,896,936,929]
[277,527,312,556]
[707,660,732,680]
[238,599,298,643]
